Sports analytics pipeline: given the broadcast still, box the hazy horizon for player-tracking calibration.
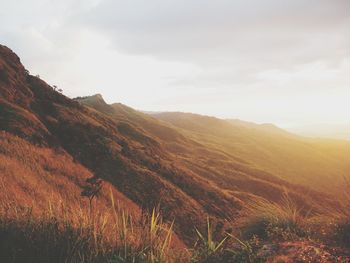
[1,0,349,137]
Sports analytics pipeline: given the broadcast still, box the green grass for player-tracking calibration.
[190,218,265,263]
[191,217,228,262]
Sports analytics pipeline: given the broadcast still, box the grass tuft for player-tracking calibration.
[191,217,228,262]
[239,192,309,240]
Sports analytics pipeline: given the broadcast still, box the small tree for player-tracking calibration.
[81,177,103,217]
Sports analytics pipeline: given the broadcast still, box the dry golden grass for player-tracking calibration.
[310,180,350,246]
[237,191,311,240]
[2,42,350,262]
[0,194,183,263]
[0,131,348,262]
[0,131,139,214]
[152,112,350,192]
[0,131,188,262]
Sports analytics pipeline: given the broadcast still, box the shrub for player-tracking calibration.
[239,192,308,240]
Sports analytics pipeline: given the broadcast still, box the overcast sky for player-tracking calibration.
[1,0,350,129]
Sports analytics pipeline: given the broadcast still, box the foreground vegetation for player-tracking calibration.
[1,190,349,263]
[0,192,179,263]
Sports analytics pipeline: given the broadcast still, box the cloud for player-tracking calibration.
[81,0,350,64]
[0,0,350,126]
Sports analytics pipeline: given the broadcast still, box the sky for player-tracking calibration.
[1,0,350,133]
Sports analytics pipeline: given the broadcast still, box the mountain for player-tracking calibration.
[0,44,251,243]
[0,43,348,248]
[150,112,350,191]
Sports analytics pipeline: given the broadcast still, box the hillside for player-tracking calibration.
[151,112,350,191]
[1,44,350,262]
[0,44,328,233]
[78,96,330,206]
[0,45,232,242]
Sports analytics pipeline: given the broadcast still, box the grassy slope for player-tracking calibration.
[80,96,330,207]
[151,112,350,191]
[0,131,140,216]
[1,44,350,261]
[0,45,240,243]
[0,43,327,243]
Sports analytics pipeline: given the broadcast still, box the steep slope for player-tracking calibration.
[0,44,339,245]
[151,112,350,191]
[0,131,139,215]
[78,95,331,207]
[0,44,241,242]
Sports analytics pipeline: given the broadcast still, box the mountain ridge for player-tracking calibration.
[0,44,347,246]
